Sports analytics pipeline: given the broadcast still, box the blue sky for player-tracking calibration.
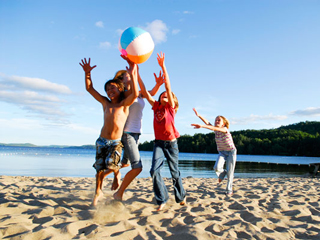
[1,0,320,146]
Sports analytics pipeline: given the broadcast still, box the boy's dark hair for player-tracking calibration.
[104,78,125,101]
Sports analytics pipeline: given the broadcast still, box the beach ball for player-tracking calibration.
[119,27,154,64]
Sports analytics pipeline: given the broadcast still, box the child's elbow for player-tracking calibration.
[86,86,94,93]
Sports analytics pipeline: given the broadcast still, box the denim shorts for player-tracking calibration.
[93,137,123,172]
[121,132,143,169]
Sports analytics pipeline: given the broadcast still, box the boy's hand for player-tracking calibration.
[157,52,165,68]
[154,70,165,85]
[79,58,96,73]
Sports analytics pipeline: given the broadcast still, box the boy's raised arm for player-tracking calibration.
[79,58,107,105]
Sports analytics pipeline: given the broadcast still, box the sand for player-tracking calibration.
[0,175,319,240]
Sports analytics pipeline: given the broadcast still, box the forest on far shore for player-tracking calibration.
[138,121,320,157]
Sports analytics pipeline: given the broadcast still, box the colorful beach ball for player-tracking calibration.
[119,27,154,64]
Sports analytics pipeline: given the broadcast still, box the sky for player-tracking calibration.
[1,0,320,146]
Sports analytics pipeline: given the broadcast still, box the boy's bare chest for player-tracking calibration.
[104,105,128,119]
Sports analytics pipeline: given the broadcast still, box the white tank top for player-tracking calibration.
[124,96,145,133]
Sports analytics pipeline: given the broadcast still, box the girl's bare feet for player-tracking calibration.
[180,197,186,206]
[157,203,166,211]
[113,191,123,201]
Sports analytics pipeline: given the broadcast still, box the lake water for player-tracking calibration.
[1,146,319,179]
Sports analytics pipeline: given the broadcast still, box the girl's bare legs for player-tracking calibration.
[110,162,130,190]
[113,168,142,201]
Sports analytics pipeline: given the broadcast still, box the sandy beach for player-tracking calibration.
[0,175,319,240]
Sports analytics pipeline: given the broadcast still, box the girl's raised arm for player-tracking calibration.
[123,63,139,106]
[157,52,175,108]
[193,108,211,125]
[138,71,155,107]
[146,70,164,97]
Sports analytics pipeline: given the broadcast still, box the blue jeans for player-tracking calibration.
[214,149,237,194]
[150,140,186,205]
[121,132,143,169]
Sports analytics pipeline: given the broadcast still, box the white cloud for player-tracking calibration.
[231,114,288,125]
[116,28,124,36]
[99,41,112,49]
[0,90,67,117]
[290,107,320,116]
[144,20,169,44]
[95,21,104,28]
[0,90,61,104]
[0,74,72,119]
[117,21,169,45]
[172,29,181,35]
[183,11,194,14]
[1,74,72,94]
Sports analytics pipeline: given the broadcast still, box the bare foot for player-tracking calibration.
[113,191,123,201]
[121,163,130,168]
[180,197,186,206]
[92,191,103,206]
[157,203,166,211]
[111,173,121,191]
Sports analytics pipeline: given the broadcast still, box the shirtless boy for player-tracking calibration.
[79,58,139,206]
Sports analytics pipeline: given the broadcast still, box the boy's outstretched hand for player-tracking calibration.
[79,58,96,73]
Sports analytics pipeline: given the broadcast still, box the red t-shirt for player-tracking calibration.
[152,101,180,141]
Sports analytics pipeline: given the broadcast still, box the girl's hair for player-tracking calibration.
[104,78,125,101]
[114,70,133,90]
[114,70,127,80]
[217,115,230,129]
[158,91,179,113]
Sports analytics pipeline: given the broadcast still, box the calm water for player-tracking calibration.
[1,146,319,178]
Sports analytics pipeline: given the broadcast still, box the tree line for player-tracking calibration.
[139,121,320,157]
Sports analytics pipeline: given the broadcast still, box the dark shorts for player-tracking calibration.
[93,137,123,172]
